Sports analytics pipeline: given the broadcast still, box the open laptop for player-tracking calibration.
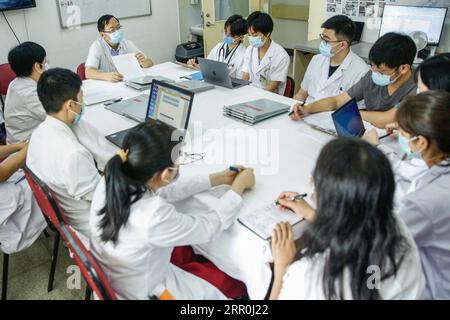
[105,94,149,123]
[198,58,250,89]
[331,99,366,138]
[106,80,195,148]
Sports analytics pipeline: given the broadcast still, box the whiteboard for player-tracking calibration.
[56,0,152,29]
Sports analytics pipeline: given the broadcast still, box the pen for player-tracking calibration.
[379,129,398,140]
[229,166,243,173]
[288,101,305,117]
[104,98,123,106]
[273,193,308,206]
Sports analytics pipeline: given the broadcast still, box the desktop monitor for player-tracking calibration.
[380,5,448,46]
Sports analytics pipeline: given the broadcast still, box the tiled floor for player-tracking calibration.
[1,232,87,300]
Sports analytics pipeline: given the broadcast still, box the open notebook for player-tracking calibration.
[238,204,304,241]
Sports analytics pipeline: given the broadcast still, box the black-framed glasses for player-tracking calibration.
[178,152,206,165]
[319,33,347,45]
[103,25,124,33]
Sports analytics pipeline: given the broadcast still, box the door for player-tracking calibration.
[201,0,263,56]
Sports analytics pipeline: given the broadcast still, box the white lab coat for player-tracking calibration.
[242,40,290,95]
[0,171,47,255]
[397,160,450,300]
[89,175,243,300]
[207,42,247,79]
[26,116,101,247]
[278,218,425,300]
[301,50,369,104]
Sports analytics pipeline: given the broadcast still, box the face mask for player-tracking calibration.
[398,133,422,160]
[109,30,124,45]
[223,34,235,46]
[371,69,401,87]
[44,63,51,71]
[319,40,342,58]
[70,101,85,125]
[249,35,266,49]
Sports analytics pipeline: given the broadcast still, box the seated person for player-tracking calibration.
[85,14,153,82]
[291,33,417,128]
[5,42,49,144]
[294,15,368,105]
[187,15,247,79]
[90,121,255,300]
[27,68,101,245]
[242,12,290,95]
[365,91,450,300]
[0,143,46,255]
[269,139,424,300]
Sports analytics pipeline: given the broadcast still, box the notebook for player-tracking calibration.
[238,204,304,241]
[223,99,290,125]
[174,80,215,93]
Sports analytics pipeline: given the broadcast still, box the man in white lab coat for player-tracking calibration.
[242,12,290,95]
[27,68,101,246]
[294,15,369,105]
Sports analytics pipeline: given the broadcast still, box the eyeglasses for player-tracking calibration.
[319,34,346,45]
[178,152,206,165]
[103,25,123,33]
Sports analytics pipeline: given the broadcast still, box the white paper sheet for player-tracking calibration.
[112,53,145,80]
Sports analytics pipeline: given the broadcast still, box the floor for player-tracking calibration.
[1,232,87,300]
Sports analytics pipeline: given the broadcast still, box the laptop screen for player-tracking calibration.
[147,80,194,130]
[332,99,365,138]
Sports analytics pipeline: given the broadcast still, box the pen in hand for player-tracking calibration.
[288,101,305,117]
[273,193,308,206]
[229,166,243,173]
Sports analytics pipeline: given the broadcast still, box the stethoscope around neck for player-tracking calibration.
[218,41,241,67]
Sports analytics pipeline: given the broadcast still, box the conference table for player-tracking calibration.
[72,62,395,300]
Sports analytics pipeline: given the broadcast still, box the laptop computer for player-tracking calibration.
[105,94,149,123]
[198,58,250,89]
[106,80,195,148]
[331,98,366,138]
[125,75,175,91]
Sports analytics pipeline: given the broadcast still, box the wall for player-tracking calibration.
[178,0,202,43]
[0,0,181,70]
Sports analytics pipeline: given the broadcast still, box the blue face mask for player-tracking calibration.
[71,101,85,125]
[371,69,400,87]
[223,34,235,46]
[398,133,422,160]
[109,30,124,45]
[249,35,266,49]
[319,40,342,58]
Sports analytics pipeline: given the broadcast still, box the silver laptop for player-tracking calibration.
[127,75,174,85]
[198,58,250,89]
[105,94,149,123]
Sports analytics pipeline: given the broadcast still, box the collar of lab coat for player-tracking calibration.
[415,159,450,189]
[321,49,356,86]
[254,40,277,73]
[45,115,77,139]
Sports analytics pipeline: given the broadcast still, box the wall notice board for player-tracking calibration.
[57,0,152,29]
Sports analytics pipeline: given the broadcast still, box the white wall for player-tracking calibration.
[0,0,181,70]
[178,0,202,43]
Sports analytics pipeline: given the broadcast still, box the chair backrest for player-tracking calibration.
[59,223,117,300]
[284,76,295,98]
[0,63,16,96]
[23,165,67,228]
[77,63,86,81]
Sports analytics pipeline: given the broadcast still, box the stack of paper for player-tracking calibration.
[223,99,290,125]
[112,53,145,80]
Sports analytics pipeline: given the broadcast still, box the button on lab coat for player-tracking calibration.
[89,175,243,300]
[207,42,247,79]
[26,116,101,246]
[398,160,450,300]
[301,50,369,104]
[242,40,290,95]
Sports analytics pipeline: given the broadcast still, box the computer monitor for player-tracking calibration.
[332,99,365,138]
[380,5,448,46]
[146,80,194,130]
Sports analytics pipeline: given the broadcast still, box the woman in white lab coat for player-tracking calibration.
[0,143,46,255]
[242,12,290,95]
[269,139,424,300]
[188,15,247,79]
[89,121,255,300]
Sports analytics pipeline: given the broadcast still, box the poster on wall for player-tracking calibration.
[326,0,398,18]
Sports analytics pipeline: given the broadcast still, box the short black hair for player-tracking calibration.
[416,53,450,93]
[225,15,247,37]
[246,11,274,36]
[321,15,356,42]
[97,14,119,32]
[369,32,417,68]
[37,68,82,114]
[8,42,46,77]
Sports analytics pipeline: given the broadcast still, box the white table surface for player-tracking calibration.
[72,62,397,300]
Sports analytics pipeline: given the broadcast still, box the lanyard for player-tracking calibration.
[218,42,240,66]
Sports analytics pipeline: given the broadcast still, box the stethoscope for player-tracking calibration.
[218,41,241,67]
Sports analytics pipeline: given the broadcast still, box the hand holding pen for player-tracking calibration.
[274,191,316,223]
[289,101,308,121]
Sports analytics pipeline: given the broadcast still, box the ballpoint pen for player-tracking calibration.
[288,101,305,117]
[273,193,308,206]
[229,166,243,173]
[104,98,123,106]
